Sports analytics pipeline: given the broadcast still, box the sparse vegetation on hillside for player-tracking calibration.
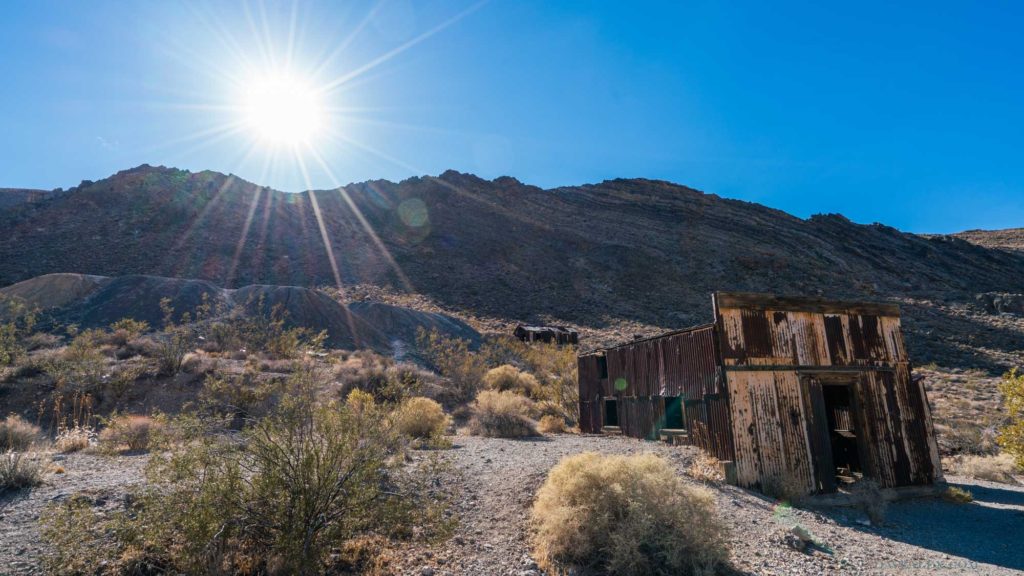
[530,452,730,576]
[0,451,45,494]
[0,295,37,366]
[953,453,1020,484]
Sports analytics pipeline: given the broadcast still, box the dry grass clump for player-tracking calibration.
[850,478,888,524]
[0,414,42,451]
[393,397,450,442]
[531,452,729,576]
[99,415,161,452]
[55,427,93,454]
[483,364,539,395]
[687,450,724,484]
[943,485,974,503]
[537,415,566,434]
[468,390,538,438]
[761,472,810,504]
[953,453,1020,484]
[1,451,45,493]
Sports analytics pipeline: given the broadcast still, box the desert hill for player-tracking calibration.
[1,165,1022,370]
[0,273,479,355]
[955,228,1024,254]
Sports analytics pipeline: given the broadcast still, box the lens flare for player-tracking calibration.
[242,73,324,146]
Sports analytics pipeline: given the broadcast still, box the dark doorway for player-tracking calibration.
[663,396,684,429]
[822,384,862,481]
[604,399,619,427]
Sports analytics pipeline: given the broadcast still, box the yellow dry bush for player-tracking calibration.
[537,415,566,434]
[998,368,1024,469]
[687,450,724,484]
[531,452,730,576]
[483,364,539,396]
[954,453,1020,484]
[55,427,93,454]
[393,397,449,442]
[468,390,538,438]
[0,414,42,452]
[99,415,162,452]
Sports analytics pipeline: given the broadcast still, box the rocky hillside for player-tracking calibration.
[955,228,1024,254]
[1,165,1022,370]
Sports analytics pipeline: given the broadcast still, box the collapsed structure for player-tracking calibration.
[578,292,942,494]
[513,324,579,345]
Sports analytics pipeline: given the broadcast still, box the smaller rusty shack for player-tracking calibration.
[578,292,942,495]
[514,324,579,345]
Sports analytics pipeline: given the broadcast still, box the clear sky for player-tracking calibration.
[1,1,1022,233]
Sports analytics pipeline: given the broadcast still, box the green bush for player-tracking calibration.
[42,328,108,392]
[0,295,37,366]
[417,328,488,403]
[468,390,538,438]
[531,452,730,576]
[998,368,1024,469]
[41,367,450,575]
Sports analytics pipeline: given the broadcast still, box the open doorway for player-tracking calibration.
[822,383,862,483]
[663,396,684,429]
[604,399,619,427]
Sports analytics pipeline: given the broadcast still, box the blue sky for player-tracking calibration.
[1,1,1022,233]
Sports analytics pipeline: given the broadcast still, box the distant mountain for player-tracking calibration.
[954,228,1024,254]
[0,187,59,210]
[1,164,1022,370]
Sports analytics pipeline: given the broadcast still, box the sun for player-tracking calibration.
[241,73,325,146]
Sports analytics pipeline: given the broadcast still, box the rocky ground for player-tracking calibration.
[5,435,1022,576]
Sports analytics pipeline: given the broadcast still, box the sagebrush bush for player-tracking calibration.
[954,453,1020,484]
[0,414,42,451]
[1,451,45,493]
[537,414,566,434]
[99,415,161,452]
[468,390,538,438]
[393,397,450,442]
[55,427,93,454]
[531,452,729,576]
[417,328,488,403]
[41,367,451,575]
[0,295,37,366]
[483,364,540,395]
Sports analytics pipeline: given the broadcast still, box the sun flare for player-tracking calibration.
[242,74,324,146]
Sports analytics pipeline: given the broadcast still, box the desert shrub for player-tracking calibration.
[762,472,810,504]
[468,390,538,438]
[0,414,42,451]
[687,450,725,484]
[393,397,450,444]
[41,367,450,575]
[345,388,377,415]
[954,453,1020,484]
[850,478,888,524]
[206,297,326,359]
[1,451,45,493]
[537,414,566,434]
[99,415,161,452]
[942,486,974,503]
[55,426,93,453]
[336,352,436,405]
[153,298,196,375]
[109,318,150,343]
[531,452,729,576]
[483,364,540,395]
[199,370,284,426]
[481,336,579,423]
[0,295,37,366]
[417,328,488,402]
[43,328,107,391]
[998,368,1024,469]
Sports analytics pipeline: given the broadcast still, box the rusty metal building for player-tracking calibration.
[513,324,579,345]
[578,292,942,494]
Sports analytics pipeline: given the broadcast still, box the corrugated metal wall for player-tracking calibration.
[576,326,736,460]
[715,292,941,492]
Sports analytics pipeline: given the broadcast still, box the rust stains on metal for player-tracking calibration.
[577,290,942,495]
